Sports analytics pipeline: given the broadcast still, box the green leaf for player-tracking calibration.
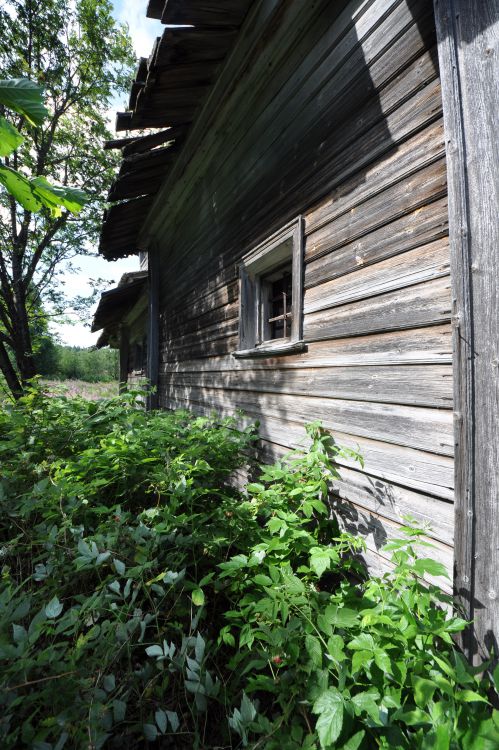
[352,650,372,674]
[112,700,127,723]
[325,605,358,628]
[30,176,87,216]
[45,595,63,619]
[166,710,180,732]
[422,725,451,750]
[195,632,205,662]
[397,708,431,725]
[155,709,167,734]
[143,723,157,741]
[253,574,273,586]
[455,690,490,704]
[0,116,23,157]
[493,664,499,693]
[347,633,374,651]
[351,691,380,723]
[280,568,305,594]
[412,676,437,707]
[12,623,27,643]
[340,730,365,750]
[374,647,393,674]
[240,693,257,723]
[310,548,331,577]
[313,688,344,748]
[413,558,450,579]
[0,78,48,125]
[0,165,41,212]
[113,559,126,576]
[145,644,164,657]
[305,634,323,668]
[445,617,468,632]
[103,674,115,692]
[192,588,205,606]
[327,634,345,662]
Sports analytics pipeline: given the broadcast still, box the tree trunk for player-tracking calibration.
[0,340,23,399]
[12,246,37,387]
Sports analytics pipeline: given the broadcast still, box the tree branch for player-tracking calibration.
[24,214,68,288]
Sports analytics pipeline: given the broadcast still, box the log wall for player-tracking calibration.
[151,0,453,583]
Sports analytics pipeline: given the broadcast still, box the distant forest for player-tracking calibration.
[36,340,118,383]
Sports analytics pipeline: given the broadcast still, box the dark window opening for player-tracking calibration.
[237,216,304,356]
[262,265,293,341]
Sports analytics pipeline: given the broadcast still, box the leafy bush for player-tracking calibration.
[0,390,497,749]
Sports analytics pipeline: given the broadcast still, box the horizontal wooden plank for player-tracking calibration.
[166,275,239,323]
[165,300,239,339]
[304,276,452,342]
[161,334,239,362]
[161,385,454,456]
[331,429,454,500]
[165,326,453,371]
[305,196,448,288]
[331,465,454,546]
[305,158,447,263]
[160,395,454,499]
[161,316,238,351]
[218,0,438,224]
[303,117,445,242]
[164,363,453,408]
[305,238,449,314]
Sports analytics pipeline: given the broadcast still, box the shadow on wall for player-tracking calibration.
[156,0,457,610]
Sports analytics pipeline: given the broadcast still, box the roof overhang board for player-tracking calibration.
[100,196,154,260]
[99,0,253,260]
[146,0,164,20]
[92,272,148,334]
[162,1,250,27]
[107,142,178,201]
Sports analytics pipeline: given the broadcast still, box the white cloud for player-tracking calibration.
[114,0,163,59]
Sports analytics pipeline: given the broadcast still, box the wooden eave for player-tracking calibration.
[92,272,148,335]
[100,196,153,260]
[99,0,253,260]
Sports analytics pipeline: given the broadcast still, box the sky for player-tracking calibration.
[52,1,163,347]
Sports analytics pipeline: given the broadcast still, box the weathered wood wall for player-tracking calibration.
[434,0,498,659]
[150,0,453,583]
[123,297,148,387]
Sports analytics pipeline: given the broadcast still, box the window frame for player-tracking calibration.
[235,216,305,358]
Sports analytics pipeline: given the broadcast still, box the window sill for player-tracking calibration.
[233,340,307,359]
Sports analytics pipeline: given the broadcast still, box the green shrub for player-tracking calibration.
[0,390,497,749]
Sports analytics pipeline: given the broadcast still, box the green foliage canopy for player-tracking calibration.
[0,0,134,397]
[0,76,88,215]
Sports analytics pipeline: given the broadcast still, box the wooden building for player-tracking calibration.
[93,0,498,660]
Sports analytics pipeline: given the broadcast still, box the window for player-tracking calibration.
[235,216,305,357]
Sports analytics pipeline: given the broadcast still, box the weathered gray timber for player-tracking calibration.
[119,325,129,394]
[95,0,498,652]
[134,0,456,587]
[434,0,499,661]
[147,247,160,410]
